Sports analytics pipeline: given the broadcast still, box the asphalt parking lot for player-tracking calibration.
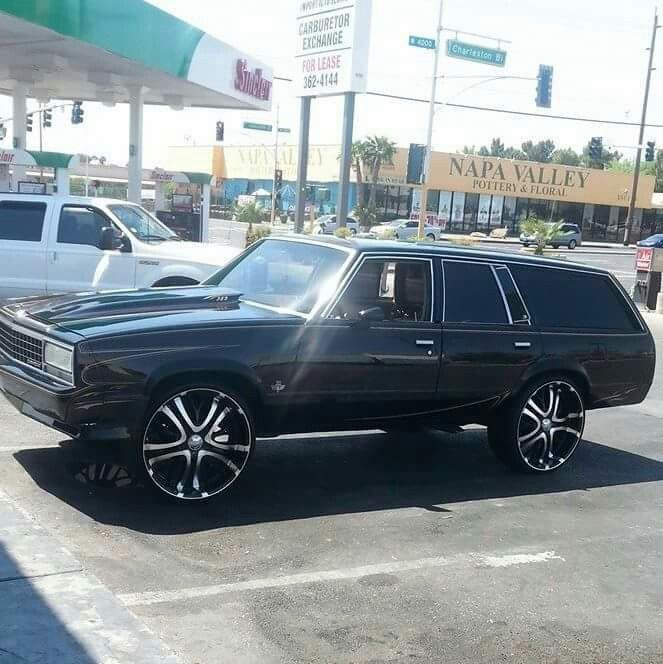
[1,260,662,664]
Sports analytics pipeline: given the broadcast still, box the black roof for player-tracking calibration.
[275,234,607,275]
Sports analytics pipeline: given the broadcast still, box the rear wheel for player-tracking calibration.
[139,385,254,501]
[568,239,577,249]
[488,376,585,473]
[349,227,357,235]
[551,244,559,249]
[426,233,436,241]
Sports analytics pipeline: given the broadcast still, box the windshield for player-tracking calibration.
[204,239,349,314]
[109,204,179,242]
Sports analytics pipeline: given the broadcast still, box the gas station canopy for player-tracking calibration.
[0,0,273,110]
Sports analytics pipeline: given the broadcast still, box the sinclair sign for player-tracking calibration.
[234,59,273,102]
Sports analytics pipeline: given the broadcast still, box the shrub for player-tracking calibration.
[246,226,271,247]
[334,227,354,239]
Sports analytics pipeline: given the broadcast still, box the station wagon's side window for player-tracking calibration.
[443,261,508,325]
[494,266,530,324]
[0,201,46,242]
[510,265,641,332]
[331,258,432,322]
[57,206,108,247]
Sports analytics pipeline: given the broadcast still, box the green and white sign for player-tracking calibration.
[243,122,272,132]
[278,128,292,134]
[409,35,436,50]
[446,39,507,67]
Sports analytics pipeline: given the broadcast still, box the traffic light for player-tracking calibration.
[274,168,283,190]
[0,123,5,141]
[536,64,553,108]
[42,108,52,128]
[589,136,603,160]
[26,113,33,132]
[215,121,224,141]
[406,143,427,185]
[645,140,656,162]
[71,101,84,125]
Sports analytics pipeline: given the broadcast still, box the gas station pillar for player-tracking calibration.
[55,168,70,195]
[12,85,27,186]
[201,183,211,242]
[128,86,144,204]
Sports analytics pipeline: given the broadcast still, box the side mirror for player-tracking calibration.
[99,226,129,252]
[357,306,384,323]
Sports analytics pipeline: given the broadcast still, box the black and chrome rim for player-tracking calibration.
[142,389,252,500]
[517,381,584,472]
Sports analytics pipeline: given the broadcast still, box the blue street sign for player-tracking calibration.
[409,35,436,50]
[446,39,507,67]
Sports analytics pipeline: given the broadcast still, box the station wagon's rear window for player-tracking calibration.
[0,201,46,242]
[510,265,641,332]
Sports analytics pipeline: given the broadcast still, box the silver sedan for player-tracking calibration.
[370,219,441,241]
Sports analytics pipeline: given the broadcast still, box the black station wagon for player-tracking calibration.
[0,236,655,503]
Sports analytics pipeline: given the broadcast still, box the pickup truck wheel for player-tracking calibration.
[152,277,199,288]
[140,386,254,502]
[488,377,585,473]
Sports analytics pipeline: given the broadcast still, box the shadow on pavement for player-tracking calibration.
[13,428,663,535]
[0,543,95,664]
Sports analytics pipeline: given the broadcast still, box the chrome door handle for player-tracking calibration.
[415,339,435,346]
[514,341,531,349]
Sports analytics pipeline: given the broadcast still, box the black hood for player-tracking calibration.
[4,287,243,325]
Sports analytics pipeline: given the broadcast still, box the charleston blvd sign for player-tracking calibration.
[295,0,373,97]
[234,59,273,101]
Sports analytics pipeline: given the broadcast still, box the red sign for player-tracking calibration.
[234,60,272,101]
[636,246,654,271]
[0,150,15,164]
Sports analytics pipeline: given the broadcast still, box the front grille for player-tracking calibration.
[0,319,44,369]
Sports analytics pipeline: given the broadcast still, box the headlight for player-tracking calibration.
[44,342,73,381]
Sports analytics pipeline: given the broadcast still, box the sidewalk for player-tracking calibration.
[439,233,636,255]
[0,489,181,664]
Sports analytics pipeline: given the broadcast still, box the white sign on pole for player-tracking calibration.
[295,0,372,97]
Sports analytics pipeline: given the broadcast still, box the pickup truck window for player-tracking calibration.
[109,204,178,242]
[0,201,46,242]
[208,239,347,314]
[57,206,108,247]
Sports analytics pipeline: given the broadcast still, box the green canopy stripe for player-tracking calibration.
[0,0,204,79]
[25,151,76,169]
[182,172,213,186]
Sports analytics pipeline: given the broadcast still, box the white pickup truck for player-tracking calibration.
[0,194,240,299]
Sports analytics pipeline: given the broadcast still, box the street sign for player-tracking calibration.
[243,122,272,132]
[278,128,291,134]
[409,35,436,50]
[446,39,507,67]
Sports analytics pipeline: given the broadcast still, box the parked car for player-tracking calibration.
[370,219,441,241]
[520,222,582,249]
[0,236,654,503]
[637,233,663,248]
[313,215,358,235]
[0,194,240,299]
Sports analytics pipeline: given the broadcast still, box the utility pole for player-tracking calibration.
[624,9,659,246]
[38,103,44,182]
[418,0,444,239]
[271,104,280,224]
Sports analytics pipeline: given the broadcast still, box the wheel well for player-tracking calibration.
[518,369,590,403]
[152,276,199,288]
[148,370,263,416]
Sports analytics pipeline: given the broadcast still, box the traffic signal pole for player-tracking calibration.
[271,104,280,224]
[418,0,444,240]
[624,9,659,246]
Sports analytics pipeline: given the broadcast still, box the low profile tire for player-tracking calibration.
[568,239,577,249]
[488,376,585,473]
[138,385,255,502]
[152,277,199,288]
[426,233,436,241]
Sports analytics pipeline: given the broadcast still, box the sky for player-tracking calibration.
[1,0,661,168]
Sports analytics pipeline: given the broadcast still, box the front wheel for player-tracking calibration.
[568,239,577,249]
[488,377,585,473]
[426,233,436,241]
[139,385,254,501]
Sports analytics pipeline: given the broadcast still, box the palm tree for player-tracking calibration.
[351,140,368,208]
[363,135,397,209]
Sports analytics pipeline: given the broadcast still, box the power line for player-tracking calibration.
[272,76,663,129]
[366,90,663,128]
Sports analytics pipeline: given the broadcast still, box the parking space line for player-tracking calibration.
[119,550,564,607]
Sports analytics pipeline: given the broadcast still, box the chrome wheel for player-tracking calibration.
[517,381,584,471]
[142,388,253,500]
